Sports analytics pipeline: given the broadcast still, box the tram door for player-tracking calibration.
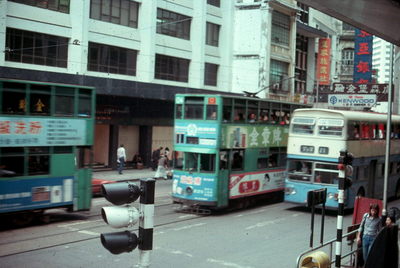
[75,146,92,210]
[218,150,230,207]
[367,160,377,198]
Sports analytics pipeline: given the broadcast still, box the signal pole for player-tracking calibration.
[335,150,346,268]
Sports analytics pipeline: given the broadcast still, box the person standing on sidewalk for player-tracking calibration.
[155,154,168,179]
[117,144,126,174]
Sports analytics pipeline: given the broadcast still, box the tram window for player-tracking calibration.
[206,105,217,120]
[259,102,270,122]
[173,151,183,170]
[175,104,183,119]
[233,99,245,122]
[28,147,50,175]
[231,150,244,170]
[257,157,268,169]
[185,152,198,171]
[223,98,232,122]
[30,93,50,115]
[219,151,228,170]
[2,91,26,114]
[200,154,215,172]
[184,97,204,119]
[55,87,74,116]
[0,147,24,177]
[78,89,92,117]
[248,100,258,123]
[54,146,73,154]
[269,148,281,167]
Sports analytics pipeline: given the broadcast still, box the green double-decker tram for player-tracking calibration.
[171,94,311,211]
[0,79,95,224]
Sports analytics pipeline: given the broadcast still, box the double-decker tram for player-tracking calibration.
[171,94,311,212]
[0,79,95,225]
[284,108,400,209]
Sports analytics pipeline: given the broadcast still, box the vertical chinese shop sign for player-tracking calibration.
[353,29,373,84]
[316,38,331,85]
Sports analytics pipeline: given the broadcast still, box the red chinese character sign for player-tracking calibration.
[354,29,373,83]
[316,38,331,86]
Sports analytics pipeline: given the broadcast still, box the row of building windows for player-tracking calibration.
[10,0,70,13]
[5,28,219,86]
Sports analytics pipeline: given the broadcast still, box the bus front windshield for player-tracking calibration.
[287,160,339,184]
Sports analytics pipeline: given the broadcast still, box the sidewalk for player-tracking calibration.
[92,167,156,182]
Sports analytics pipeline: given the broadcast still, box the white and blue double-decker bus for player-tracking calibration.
[284,108,400,209]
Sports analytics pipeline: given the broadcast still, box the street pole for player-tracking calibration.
[315,80,319,107]
[383,43,394,213]
[335,151,346,268]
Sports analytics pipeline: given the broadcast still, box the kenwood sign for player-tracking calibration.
[328,94,377,108]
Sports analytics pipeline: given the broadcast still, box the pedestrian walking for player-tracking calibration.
[357,203,382,262]
[155,154,168,179]
[151,147,162,171]
[117,144,126,174]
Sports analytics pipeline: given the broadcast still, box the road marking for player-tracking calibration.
[58,219,102,228]
[234,208,267,217]
[245,217,285,230]
[178,214,195,219]
[78,230,100,236]
[173,222,206,231]
[207,258,254,268]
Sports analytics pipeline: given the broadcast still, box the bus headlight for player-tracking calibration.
[285,187,296,195]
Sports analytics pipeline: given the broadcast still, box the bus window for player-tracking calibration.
[378,123,385,139]
[206,105,217,120]
[173,151,183,170]
[234,99,245,122]
[185,97,204,119]
[317,118,343,137]
[55,87,74,116]
[200,154,215,172]
[219,150,228,170]
[287,159,312,181]
[292,117,315,135]
[223,98,232,122]
[348,122,360,139]
[315,162,339,184]
[28,147,50,175]
[175,104,183,119]
[185,152,198,171]
[231,150,244,170]
[78,89,92,117]
[0,147,24,177]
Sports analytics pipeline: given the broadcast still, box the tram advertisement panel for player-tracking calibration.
[174,122,218,149]
[172,171,217,202]
[221,125,288,149]
[229,170,286,198]
[0,117,87,146]
[0,176,75,213]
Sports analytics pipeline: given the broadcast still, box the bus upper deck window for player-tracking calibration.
[175,104,183,119]
[55,87,74,116]
[206,105,217,120]
[318,118,343,136]
[292,117,315,135]
[78,88,92,117]
[184,97,203,119]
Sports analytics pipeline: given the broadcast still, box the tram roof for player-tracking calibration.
[293,108,400,123]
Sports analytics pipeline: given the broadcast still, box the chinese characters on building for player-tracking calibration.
[353,29,373,83]
[316,38,331,85]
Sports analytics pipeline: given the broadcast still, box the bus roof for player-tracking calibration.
[292,108,400,123]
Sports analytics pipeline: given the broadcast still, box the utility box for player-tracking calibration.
[301,251,330,268]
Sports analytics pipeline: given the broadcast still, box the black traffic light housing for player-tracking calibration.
[338,150,353,190]
[101,231,138,254]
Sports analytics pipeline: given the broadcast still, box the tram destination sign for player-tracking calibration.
[0,117,87,147]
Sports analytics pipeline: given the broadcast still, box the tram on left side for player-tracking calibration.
[0,79,95,225]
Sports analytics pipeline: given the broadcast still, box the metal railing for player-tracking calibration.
[296,228,359,268]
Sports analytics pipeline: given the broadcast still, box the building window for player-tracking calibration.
[156,9,191,40]
[296,3,309,24]
[271,11,290,46]
[9,0,70,13]
[295,35,308,94]
[88,42,137,76]
[5,28,68,68]
[207,0,220,7]
[204,63,218,86]
[206,22,220,47]
[90,0,139,28]
[342,49,354,65]
[270,59,289,92]
[155,54,190,82]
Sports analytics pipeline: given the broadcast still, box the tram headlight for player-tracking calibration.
[285,187,296,195]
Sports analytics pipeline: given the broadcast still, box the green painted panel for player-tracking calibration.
[52,154,75,176]
[76,168,92,210]
[221,125,289,148]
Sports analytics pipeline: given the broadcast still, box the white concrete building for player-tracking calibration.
[372,36,392,84]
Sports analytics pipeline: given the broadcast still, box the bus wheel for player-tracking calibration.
[356,188,365,198]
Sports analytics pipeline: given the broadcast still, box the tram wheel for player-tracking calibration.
[11,212,35,227]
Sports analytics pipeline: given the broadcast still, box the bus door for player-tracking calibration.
[367,160,377,198]
[218,150,230,207]
[75,146,92,210]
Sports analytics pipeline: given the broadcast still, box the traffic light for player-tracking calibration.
[100,179,155,258]
[337,150,353,190]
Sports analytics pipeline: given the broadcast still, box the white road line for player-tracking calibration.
[245,217,285,230]
[207,258,254,268]
[58,219,102,228]
[173,222,206,231]
[78,230,100,236]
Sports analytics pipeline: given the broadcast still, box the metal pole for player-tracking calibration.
[335,157,346,268]
[315,80,319,107]
[383,44,394,214]
[310,204,315,248]
[138,178,155,268]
